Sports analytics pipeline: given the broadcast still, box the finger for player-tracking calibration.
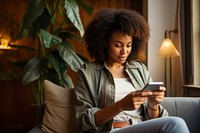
[132,97,148,102]
[150,93,164,99]
[151,95,164,103]
[131,91,150,97]
[132,101,144,109]
[151,91,165,96]
[159,86,166,91]
[140,91,153,97]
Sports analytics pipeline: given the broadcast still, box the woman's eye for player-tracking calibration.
[127,45,132,48]
[114,43,121,47]
[113,42,132,48]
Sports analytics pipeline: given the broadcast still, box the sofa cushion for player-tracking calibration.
[161,97,200,133]
[41,80,76,133]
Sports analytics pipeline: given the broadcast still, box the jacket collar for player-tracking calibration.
[95,60,142,70]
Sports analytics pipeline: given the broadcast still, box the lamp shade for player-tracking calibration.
[158,38,180,57]
[0,37,12,50]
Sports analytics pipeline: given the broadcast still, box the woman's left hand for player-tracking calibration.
[148,86,166,107]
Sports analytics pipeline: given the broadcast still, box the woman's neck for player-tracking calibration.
[105,60,124,68]
[105,62,128,78]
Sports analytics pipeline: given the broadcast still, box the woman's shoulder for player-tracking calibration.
[80,61,103,71]
[78,62,104,79]
[127,60,147,68]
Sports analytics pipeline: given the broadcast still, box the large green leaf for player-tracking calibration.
[57,42,84,72]
[76,0,93,15]
[48,52,68,79]
[56,31,80,40]
[48,53,61,78]
[62,74,74,88]
[40,29,62,48]
[46,55,74,88]
[22,58,47,85]
[18,0,45,39]
[64,0,84,37]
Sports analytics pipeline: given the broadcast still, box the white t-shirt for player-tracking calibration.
[114,78,142,124]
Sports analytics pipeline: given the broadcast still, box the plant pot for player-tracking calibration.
[30,102,45,127]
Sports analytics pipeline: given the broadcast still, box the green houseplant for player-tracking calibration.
[18,0,93,105]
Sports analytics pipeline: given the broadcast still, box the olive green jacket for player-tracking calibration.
[75,61,168,133]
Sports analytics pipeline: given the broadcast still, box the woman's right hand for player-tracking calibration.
[117,90,153,111]
[94,90,153,126]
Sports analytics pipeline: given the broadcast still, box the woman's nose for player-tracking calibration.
[120,47,126,54]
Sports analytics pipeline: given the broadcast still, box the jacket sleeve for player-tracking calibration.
[75,70,98,132]
[74,65,112,133]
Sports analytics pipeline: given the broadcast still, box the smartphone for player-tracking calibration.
[142,82,164,91]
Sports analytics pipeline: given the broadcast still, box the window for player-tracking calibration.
[192,0,200,85]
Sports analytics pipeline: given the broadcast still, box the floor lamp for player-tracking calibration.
[158,29,180,96]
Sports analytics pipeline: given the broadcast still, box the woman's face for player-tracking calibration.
[106,31,132,65]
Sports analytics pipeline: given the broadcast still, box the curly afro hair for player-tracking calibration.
[83,8,150,63]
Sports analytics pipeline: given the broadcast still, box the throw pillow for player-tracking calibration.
[41,80,76,133]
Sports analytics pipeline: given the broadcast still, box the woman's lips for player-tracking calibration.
[118,56,127,61]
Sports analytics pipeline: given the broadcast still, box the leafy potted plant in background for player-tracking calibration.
[17,0,93,125]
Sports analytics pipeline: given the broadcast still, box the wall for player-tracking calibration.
[148,0,178,82]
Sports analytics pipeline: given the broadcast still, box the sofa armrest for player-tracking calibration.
[161,97,200,133]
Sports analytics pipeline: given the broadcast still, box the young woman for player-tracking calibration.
[75,8,189,133]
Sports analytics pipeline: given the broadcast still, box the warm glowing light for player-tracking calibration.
[165,41,170,47]
[0,37,11,50]
[158,38,180,57]
[0,45,12,49]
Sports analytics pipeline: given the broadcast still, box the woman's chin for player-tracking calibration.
[118,60,126,64]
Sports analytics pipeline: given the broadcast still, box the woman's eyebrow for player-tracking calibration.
[113,40,132,44]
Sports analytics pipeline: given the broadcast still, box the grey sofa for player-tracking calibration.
[29,80,200,133]
[29,97,200,133]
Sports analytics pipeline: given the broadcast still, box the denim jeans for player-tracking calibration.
[110,116,190,133]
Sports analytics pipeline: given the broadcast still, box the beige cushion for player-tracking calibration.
[41,80,76,133]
